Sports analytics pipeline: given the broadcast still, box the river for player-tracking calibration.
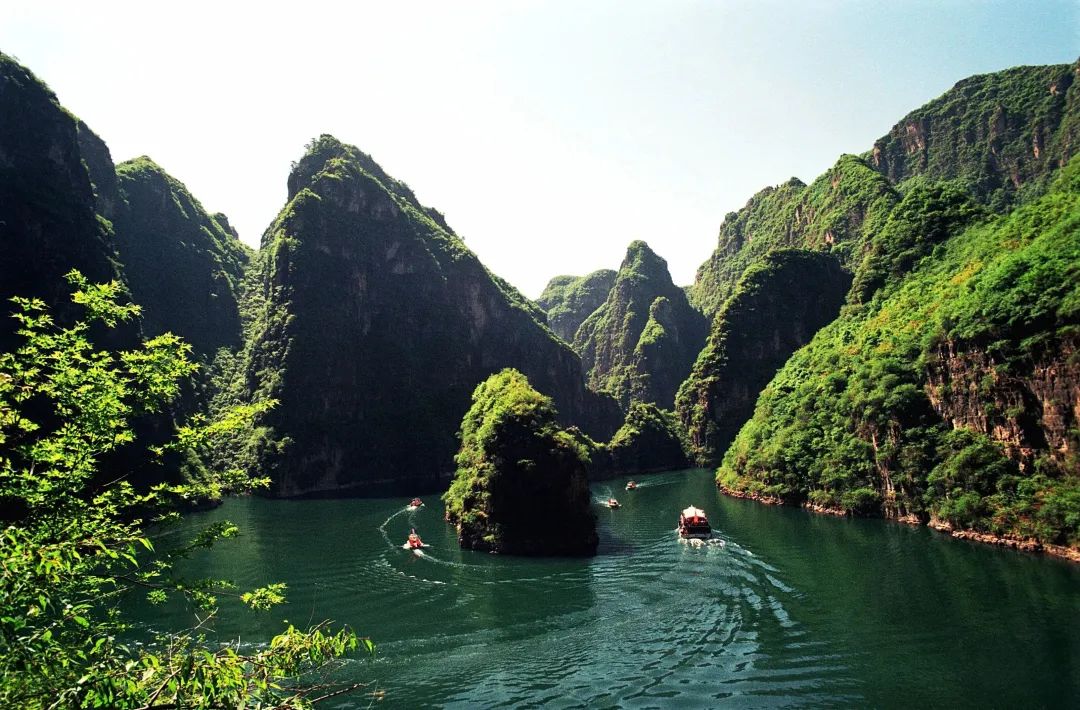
[133,468,1080,707]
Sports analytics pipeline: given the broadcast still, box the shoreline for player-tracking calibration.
[718,484,1080,564]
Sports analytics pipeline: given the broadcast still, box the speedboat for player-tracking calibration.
[407,497,423,510]
[625,481,637,490]
[405,529,425,549]
[607,498,621,509]
[678,506,711,539]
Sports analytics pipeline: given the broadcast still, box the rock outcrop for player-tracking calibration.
[443,369,597,556]
[535,269,616,343]
[574,241,706,409]
[243,135,620,496]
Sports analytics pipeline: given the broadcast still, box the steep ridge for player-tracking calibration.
[113,157,250,358]
[535,269,616,343]
[574,241,706,409]
[720,156,1080,556]
[689,157,898,318]
[242,135,620,496]
[676,250,851,465]
[870,60,1080,207]
[0,53,124,349]
[682,60,1080,469]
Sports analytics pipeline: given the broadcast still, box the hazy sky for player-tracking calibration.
[5,1,1077,296]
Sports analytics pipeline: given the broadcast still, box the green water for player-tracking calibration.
[135,469,1080,707]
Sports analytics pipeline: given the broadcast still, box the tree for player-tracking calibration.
[0,272,370,708]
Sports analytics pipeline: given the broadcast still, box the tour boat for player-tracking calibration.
[678,506,711,539]
[408,497,423,509]
[607,498,621,509]
[625,481,637,490]
[405,529,424,549]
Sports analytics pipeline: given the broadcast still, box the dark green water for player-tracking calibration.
[134,469,1080,708]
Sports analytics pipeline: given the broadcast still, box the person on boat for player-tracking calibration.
[407,528,423,548]
[410,497,423,508]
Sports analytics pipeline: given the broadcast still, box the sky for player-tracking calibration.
[4,1,1078,296]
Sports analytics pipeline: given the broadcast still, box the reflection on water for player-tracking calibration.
[130,469,1080,707]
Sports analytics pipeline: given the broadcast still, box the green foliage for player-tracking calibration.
[535,269,616,343]
[719,156,1080,544]
[869,60,1080,209]
[0,274,366,708]
[676,250,851,465]
[443,369,597,555]
[604,402,689,475]
[575,241,706,409]
[690,157,898,316]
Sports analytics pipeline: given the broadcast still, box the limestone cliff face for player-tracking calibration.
[245,136,620,496]
[870,59,1080,205]
[574,241,706,409]
[677,250,852,464]
[114,157,250,357]
[0,53,123,349]
[535,269,616,342]
[925,333,1079,470]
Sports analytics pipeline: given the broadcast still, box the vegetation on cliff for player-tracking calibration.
[869,60,1080,209]
[676,250,852,464]
[603,402,690,477]
[114,156,251,358]
[720,156,1080,548]
[0,53,125,351]
[443,369,598,555]
[689,157,898,318]
[575,241,706,409]
[535,269,617,343]
[0,275,365,708]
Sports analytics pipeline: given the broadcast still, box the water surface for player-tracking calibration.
[133,469,1080,707]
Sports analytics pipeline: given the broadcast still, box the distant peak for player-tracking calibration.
[621,240,669,278]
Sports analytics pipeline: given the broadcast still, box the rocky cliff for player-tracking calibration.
[535,269,616,342]
[113,157,250,357]
[242,135,620,496]
[676,250,852,464]
[0,53,124,350]
[443,369,598,556]
[574,241,706,409]
[870,60,1080,208]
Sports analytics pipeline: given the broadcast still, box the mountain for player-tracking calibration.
[676,250,851,464]
[113,157,250,358]
[535,269,616,342]
[574,241,707,409]
[689,156,898,319]
[0,53,124,350]
[869,61,1080,208]
[682,60,1080,464]
[703,60,1080,558]
[240,135,621,496]
[720,157,1079,553]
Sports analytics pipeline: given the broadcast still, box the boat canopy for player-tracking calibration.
[682,506,707,519]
